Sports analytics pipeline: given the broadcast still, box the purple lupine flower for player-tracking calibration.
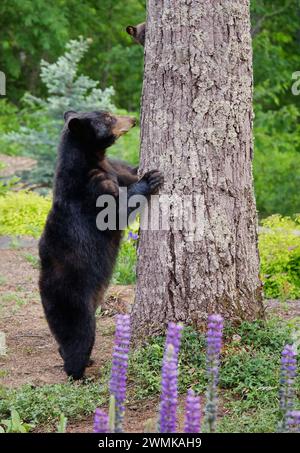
[94,408,109,433]
[109,314,131,433]
[159,323,183,433]
[165,322,183,358]
[128,231,139,241]
[286,410,300,433]
[205,314,224,433]
[184,389,201,433]
[279,344,297,431]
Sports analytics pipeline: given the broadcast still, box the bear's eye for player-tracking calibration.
[104,115,112,125]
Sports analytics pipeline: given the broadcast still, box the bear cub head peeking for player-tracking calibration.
[126,22,146,46]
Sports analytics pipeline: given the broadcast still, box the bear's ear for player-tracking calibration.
[63,110,78,122]
[68,117,84,135]
[126,25,137,38]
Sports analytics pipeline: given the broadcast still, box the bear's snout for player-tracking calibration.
[112,115,136,138]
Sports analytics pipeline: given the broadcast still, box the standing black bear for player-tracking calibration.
[39,111,163,380]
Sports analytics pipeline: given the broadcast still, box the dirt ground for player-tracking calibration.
[0,241,154,432]
[1,241,300,432]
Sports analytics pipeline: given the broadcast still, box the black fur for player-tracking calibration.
[39,111,163,380]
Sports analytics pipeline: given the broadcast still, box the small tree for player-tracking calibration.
[4,37,115,188]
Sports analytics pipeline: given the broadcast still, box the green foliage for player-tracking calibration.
[128,318,293,402]
[0,1,70,101]
[113,239,137,285]
[254,147,300,218]
[251,0,300,217]
[0,0,145,109]
[259,215,300,299]
[0,191,51,238]
[218,406,279,433]
[56,413,68,433]
[225,318,293,352]
[23,253,40,270]
[0,101,19,132]
[0,381,105,425]
[0,100,23,156]
[113,221,139,285]
[253,104,300,217]
[0,408,34,433]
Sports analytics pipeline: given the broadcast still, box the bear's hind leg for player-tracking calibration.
[60,308,96,380]
[42,292,96,380]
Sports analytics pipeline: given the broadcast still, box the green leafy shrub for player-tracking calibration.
[0,382,104,425]
[128,318,292,402]
[0,191,51,238]
[0,100,22,156]
[113,220,139,285]
[0,409,34,433]
[259,215,300,299]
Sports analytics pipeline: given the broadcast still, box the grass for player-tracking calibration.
[0,291,27,309]
[23,253,40,270]
[0,317,298,432]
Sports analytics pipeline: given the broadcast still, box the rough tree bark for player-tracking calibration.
[132,0,264,339]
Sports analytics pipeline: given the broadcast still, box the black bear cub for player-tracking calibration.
[126,23,146,46]
[39,111,163,380]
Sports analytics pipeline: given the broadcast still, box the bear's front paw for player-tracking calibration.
[100,179,119,197]
[140,169,164,194]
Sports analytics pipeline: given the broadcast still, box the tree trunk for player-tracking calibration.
[132,0,264,339]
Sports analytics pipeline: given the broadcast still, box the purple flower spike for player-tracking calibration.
[128,231,139,241]
[109,314,131,433]
[160,323,183,433]
[279,344,297,431]
[94,408,109,433]
[205,314,224,433]
[286,411,300,433]
[184,389,201,433]
[165,322,183,358]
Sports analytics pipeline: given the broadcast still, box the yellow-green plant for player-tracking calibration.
[259,215,300,300]
[0,191,51,238]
